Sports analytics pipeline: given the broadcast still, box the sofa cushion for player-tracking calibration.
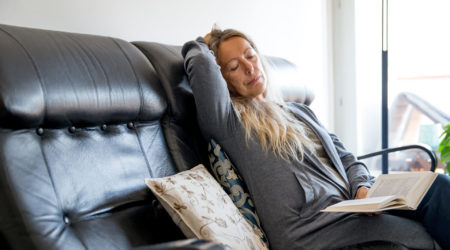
[207,139,268,247]
[145,164,268,250]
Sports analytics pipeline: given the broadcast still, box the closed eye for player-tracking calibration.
[228,61,239,71]
[245,48,257,60]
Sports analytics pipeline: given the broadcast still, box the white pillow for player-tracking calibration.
[145,164,268,250]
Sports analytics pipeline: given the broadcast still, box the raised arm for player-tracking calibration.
[182,38,239,140]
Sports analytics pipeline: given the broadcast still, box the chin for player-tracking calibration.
[257,82,267,95]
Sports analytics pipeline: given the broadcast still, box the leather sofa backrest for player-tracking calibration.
[264,56,315,105]
[133,42,210,173]
[0,24,183,250]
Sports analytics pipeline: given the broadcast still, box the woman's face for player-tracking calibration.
[217,36,266,101]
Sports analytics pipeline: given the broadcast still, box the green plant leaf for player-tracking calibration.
[438,124,450,176]
[441,133,450,144]
[441,154,450,163]
[441,147,450,157]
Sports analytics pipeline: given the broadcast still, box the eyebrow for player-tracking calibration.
[224,47,253,67]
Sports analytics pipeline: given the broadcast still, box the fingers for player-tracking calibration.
[355,186,370,199]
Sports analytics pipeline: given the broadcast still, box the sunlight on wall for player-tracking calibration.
[355,0,382,156]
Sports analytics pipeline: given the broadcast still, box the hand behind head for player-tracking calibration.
[204,33,212,45]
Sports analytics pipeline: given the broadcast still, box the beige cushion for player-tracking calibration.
[145,164,268,250]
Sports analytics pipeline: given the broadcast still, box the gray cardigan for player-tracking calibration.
[182,38,435,250]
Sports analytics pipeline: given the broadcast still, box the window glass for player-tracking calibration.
[355,0,449,175]
[388,0,450,173]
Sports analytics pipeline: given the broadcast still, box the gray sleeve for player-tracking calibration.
[328,133,376,198]
[182,38,239,140]
[294,103,375,197]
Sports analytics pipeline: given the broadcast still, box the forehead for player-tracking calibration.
[217,36,253,65]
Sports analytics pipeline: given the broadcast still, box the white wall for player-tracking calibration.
[0,0,331,128]
[330,0,357,153]
[354,1,382,156]
[331,0,383,156]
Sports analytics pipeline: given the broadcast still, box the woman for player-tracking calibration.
[182,28,449,250]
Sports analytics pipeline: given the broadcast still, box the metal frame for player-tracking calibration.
[357,144,437,172]
[381,0,389,174]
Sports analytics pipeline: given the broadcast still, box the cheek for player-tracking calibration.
[223,73,242,92]
[226,82,236,93]
[222,74,237,93]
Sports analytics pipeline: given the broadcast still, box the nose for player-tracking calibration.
[243,60,254,75]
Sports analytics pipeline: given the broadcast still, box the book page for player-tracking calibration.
[367,176,418,198]
[323,172,437,213]
[405,172,438,208]
[367,172,437,208]
[326,196,395,207]
[321,195,407,212]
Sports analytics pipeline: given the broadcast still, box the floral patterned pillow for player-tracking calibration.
[208,139,269,248]
[145,164,268,250]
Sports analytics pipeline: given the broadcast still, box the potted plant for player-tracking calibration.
[438,124,450,175]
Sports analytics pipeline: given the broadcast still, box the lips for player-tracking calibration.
[247,75,261,85]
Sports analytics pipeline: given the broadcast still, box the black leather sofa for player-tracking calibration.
[0,24,314,250]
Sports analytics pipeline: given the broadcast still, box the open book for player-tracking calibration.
[322,172,438,213]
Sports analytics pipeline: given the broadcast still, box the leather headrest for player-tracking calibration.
[0,24,167,129]
[265,56,315,105]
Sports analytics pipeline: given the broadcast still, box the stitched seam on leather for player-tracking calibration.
[134,123,157,178]
[64,34,101,109]
[46,32,83,124]
[0,26,47,125]
[71,36,113,106]
[38,132,64,220]
[111,38,144,121]
[166,115,178,167]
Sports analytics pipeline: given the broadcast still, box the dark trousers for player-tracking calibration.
[392,174,450,249]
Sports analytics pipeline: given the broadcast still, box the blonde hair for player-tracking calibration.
[207,27,316,162]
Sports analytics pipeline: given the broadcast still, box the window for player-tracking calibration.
[354,0,449,175]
